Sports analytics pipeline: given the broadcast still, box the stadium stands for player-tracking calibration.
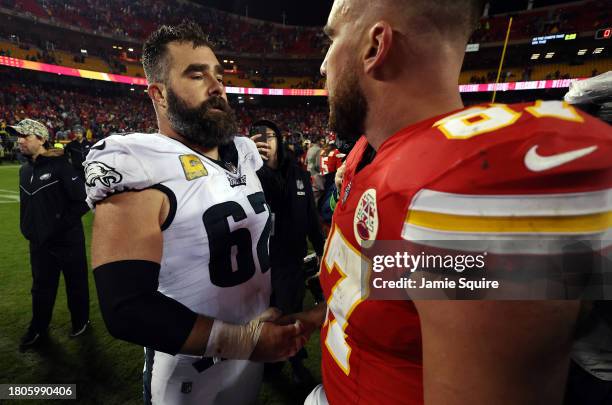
[0,0,608,88]
[8,0,328,57]
[5,0,609,56]
[471,0,610,43]
[460,58,611,84]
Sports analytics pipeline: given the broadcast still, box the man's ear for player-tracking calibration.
[363,21,393,77]
[148,83,167,110]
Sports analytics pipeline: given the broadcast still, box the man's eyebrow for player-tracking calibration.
[182,64,224,75]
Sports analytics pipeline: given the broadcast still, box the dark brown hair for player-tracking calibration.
[142,20,213,84]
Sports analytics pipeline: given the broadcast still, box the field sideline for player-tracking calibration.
[0,164,321,404]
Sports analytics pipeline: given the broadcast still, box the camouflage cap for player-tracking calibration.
[7,119,49,141]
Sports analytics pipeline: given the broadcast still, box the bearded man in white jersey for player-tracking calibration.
[85,20,306,405]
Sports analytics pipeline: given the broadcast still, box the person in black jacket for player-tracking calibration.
[251,120,325,384]
[10,119,90,351]
[64,126,92,181]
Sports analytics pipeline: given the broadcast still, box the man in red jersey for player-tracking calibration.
[287,1,612,404]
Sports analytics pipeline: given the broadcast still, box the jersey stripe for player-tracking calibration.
[403,189,612,253]
[409,189,612,217]
[401,223,612,254]
[405,210,612,234]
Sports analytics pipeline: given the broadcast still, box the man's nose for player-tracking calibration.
[209,79,223,97]
[320,57,328,78]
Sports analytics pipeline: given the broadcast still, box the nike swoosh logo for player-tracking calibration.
[91,141,106,151]
[72,177,78,181]
[524,145,598,172]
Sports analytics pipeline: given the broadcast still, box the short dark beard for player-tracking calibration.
[166,88,237,148]
[328,66,368,142]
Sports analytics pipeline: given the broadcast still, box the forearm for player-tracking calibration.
[180,316,214,355]
[95,263,266,358]
[282,302,327,336]
[94,260,199,355]
[306,302,327,328]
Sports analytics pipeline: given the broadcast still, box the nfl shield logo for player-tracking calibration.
[296,179,304,190]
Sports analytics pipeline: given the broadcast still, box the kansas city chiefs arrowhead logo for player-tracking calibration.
[354,188,378,245]
[84,161,123,188]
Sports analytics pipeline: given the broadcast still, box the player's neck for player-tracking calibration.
[365,87,463,151]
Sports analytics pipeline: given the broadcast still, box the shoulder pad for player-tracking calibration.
[84,134,153,207]
[234,135,263,172]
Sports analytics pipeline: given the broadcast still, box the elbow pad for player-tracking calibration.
[94,260,197,355]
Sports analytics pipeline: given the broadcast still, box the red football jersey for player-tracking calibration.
[319,101,612,404]
[321,148,343,175]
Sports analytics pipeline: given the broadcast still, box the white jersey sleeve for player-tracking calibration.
[84,134,153,207]
[234,135,263,172]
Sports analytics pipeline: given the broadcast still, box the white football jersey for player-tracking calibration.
[85,132,271,323]
[84,134,271,405]
[86,133,272,404]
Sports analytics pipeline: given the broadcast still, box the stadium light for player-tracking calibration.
[577,49,588,55]
[593,47,604,54]
[80,49,88,55]
[128,48,134,52]
[530,53,540,60]
[230,60,235,64]
[545,52,555,59]
[130,88,135,91]
[223,59,228,63]
[249,96,254,100]
[112,45,117,49]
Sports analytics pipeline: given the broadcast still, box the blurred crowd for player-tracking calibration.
[0,0,608,91]
[0,78,330,158]
[2,0,608,60]
[472,0,610,43]
[4,0,328,57]
[468,67,602,84]
[0,81,156,141]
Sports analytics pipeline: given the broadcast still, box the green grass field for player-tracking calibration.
[0,164,321,404]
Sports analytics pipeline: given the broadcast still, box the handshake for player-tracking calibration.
[250,307,320,363]
[202,305,325,364]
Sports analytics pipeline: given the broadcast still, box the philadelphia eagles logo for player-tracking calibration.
[84,161,123,188]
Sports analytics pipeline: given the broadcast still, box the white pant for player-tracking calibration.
[304,384,329,405]
[145,349,263,405]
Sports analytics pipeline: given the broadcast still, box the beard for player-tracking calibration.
[166,87,237,148]
[328,65,368,143]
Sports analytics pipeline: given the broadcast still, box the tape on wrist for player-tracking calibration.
[204,319,264,359]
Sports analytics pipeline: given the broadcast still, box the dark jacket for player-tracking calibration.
[19,149,89,245]
[258,148,325,265]
[64,139,92,173]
